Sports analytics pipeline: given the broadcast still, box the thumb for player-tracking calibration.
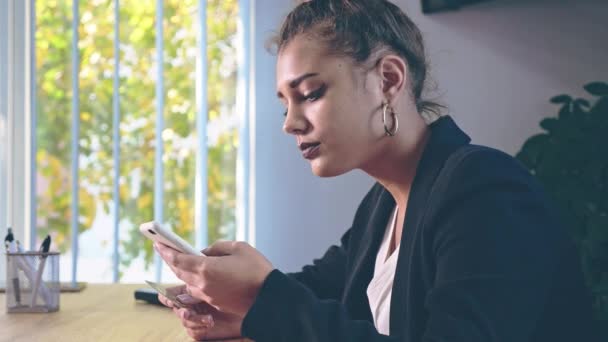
[201,240,236,256]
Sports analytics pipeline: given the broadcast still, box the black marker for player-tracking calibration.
[30,235,52,307]
[5,227,21,305]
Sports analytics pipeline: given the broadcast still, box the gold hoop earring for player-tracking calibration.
[382,102,399,136]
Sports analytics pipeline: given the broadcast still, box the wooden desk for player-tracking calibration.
[0,284,249,342]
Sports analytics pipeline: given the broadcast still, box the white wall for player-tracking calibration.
[251,0,373,272]
[402,0,608,155]
[251,0,608,272]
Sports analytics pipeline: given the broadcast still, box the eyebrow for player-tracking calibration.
[276,72,319,98]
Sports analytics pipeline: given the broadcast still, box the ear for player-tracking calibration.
[377,54,407,100]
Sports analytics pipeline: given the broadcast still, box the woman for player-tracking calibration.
[155,0,598,341]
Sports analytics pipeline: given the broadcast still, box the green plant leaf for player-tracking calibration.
[517,82,608,323]
[558,103,573,120]
[515,133,549,169]
[540,117,559,132]
[584,82,608,96]
[589,97,608,118]
[574,98,591,109]
[587,215,608,242]
[550,94,572,104]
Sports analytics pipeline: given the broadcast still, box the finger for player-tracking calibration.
[187,327,210,341]
[155,242,202,271]
[162,285,189,308]
[165,284,187,297]
[201,240,242,256]
[154,243,204,283]
[186,285,220,310]
[158,294,174,308]
[180,312,215,329]
[182,318,212,330]
[176,293,203,305]
[159,260,185,284]
[176,307,212,322]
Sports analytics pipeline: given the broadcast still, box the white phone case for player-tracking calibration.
[139,221,200,255]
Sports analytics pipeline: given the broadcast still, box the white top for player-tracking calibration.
[366,206,400,336]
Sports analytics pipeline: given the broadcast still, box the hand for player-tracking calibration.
[155,241,274,317]
[158,284,245,341]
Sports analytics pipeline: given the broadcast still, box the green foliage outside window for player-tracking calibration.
[35,0,238,278]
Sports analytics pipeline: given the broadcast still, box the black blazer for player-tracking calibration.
[241,116,598,342]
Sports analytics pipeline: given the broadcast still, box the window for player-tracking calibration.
[0,0,8,285]
[26,0,249,283]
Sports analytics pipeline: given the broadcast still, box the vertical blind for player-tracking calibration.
[11,0,251,284]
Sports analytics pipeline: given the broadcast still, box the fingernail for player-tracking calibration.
[201,314,214,326]
[177,294,202,305]
[182,310,191,320]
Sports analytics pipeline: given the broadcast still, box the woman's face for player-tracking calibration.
[276,35,389,177]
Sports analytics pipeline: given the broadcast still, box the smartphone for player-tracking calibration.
[139,221,201,255]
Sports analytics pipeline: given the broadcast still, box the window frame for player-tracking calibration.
[0,0,35,285]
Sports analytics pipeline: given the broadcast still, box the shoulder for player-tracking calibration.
[427,144,567,245]
[426,144,561,236]
[438,144,541,195]
[448,144,529,179]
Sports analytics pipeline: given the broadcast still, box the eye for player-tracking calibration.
[282,110,287,117]
[303,85,326,102]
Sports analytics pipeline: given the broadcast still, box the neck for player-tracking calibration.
[361,112,430,208]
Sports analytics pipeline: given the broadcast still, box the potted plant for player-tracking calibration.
[516,81,608,334]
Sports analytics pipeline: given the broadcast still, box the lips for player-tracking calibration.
[299,142,321,159]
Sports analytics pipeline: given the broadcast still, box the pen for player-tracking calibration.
[30,235,51,307]
[4,227,14,253]
[4,227,13,246]
[5,228,21,305]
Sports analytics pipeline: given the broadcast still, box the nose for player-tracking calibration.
[282,106,310,135]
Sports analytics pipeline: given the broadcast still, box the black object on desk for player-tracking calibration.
[134,288,165,307]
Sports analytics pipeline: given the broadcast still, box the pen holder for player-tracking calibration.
[5,251,60,313]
